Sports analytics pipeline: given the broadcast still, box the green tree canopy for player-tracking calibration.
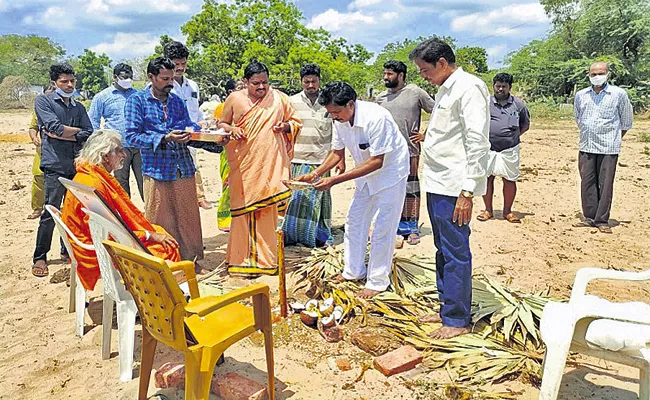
[0,35,65,86]
[76,49,111,97]
[507,0,650,109]
[179,0,374,97]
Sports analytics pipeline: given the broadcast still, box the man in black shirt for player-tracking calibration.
[32,63,93,277]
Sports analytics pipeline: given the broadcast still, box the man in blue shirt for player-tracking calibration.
[88,63,142,199]
[124,57,228,267]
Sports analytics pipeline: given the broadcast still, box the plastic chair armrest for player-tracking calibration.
[571,300,650,325]
[571,267,650,302]
[167,260,200,299]
[184,284,270,317]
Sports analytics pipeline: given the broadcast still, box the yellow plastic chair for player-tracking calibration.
[102,240,275,400]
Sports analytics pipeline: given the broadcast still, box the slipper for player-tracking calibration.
[27,210,42,220]
[394,236,404,249]
[32,260,48,277]
[477,210,493,221]
[598,225,612,234]
[504,213,521,223]
[572,221,594,228]
[407,233,421,245]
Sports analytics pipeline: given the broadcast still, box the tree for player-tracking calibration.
[508,0,650,109]
[0,75,32,109]
[456,47,488,74]
[179,0,374,97]
[76,49,111,98]
[0,35,65,85]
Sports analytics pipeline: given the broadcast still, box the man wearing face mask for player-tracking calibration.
[88,63,142,199]
[124,57,228,270]
[32,63,93,277]
[376,60,435,248]
[574,62,633,234]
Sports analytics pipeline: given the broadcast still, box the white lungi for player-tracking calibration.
[486,144,520,181]
[343,178,407,291]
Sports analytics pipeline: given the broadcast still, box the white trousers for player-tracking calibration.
[343,178,407,291]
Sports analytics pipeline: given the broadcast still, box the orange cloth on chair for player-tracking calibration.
[62,162,180,290]
[226,88,301,275]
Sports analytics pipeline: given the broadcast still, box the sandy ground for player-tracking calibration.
[0,109,649,399]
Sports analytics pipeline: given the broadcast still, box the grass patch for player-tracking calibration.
[639,132,650,143]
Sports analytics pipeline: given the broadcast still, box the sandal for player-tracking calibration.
[504,213,521,223]
[477,210,493,221]
[407,233,421,245]
[27,210,42,220]
[32,260,48,277]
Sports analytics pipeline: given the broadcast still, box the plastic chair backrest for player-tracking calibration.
[84,208,138,303]
[45,204,93,267]
[103,240,190,351]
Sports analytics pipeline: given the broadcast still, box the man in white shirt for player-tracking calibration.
[296,82,409,298]
[409,38,490,339]
[573,61,633,234]
[164,41,212,210]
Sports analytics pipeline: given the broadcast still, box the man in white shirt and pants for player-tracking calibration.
[297,82,409,298]
[410,38,491,339]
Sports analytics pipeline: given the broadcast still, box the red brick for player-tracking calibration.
[335,357,352,371]
[154,362,185,388]
[211,372,268,400]
[373,345,423,377]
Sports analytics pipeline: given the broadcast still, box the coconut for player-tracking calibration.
[319,297,335,317]
[290,302,305,313]
[300,310,319,327]
[332,305,344,323]
[320,314,336,328]
[305,299,319,312]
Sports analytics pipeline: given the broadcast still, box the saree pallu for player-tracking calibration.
[226,88,301,275]
[397,156,421,237]
[217,151,231,232]
[282,163,333,248]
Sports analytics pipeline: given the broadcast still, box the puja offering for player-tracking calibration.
[189,128,231,142]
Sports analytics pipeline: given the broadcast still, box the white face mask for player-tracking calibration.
[117,78,133,89]
[589,74,608,87]
[55,87,75,98]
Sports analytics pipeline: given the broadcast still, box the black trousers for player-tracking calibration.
[578,151,618,227]
[33,170,74,263]
[113,146,144,200]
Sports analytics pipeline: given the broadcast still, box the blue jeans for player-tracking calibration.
[426,193,472,327]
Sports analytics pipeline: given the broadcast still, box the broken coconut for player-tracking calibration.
[290,302,305,313]
[300,299,320,326]
[319,297,334,317]
[332,305,344,323]
[320,314,335,328]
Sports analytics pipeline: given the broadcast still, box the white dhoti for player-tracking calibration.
[486,144,520,181]
[343,178,407,291]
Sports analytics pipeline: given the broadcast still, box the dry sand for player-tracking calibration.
[0,109,649,399]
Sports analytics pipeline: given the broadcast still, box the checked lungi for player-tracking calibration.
[282,163,333,248]
[397,156,421,237]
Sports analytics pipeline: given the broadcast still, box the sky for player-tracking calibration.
[0,0,551,68]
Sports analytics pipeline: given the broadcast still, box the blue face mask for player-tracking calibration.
[55,87,75,98]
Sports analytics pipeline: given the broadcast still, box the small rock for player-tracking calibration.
[351,329,394,356]
[212,372,268,400]
[335,357,352,371]
[373,345,423,377]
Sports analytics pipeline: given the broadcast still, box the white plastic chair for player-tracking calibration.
[83,208,139,382]
[45,205,92,338]
[539,267,650,400]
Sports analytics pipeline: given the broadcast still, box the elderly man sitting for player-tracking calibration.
[61,129,181,291]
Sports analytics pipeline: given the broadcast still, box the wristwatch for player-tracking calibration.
[461,190,474,199]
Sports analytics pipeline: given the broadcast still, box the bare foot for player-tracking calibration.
[419,314,442,323]
[194,262,210,275]
[198,200,213,210]
[428,326,470,339]
[330,274,348,283]
[356,288,382,299]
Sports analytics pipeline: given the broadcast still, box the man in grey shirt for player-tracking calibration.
[477,73,530,224]
[32,63,93,277]
[376,60,435,248]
